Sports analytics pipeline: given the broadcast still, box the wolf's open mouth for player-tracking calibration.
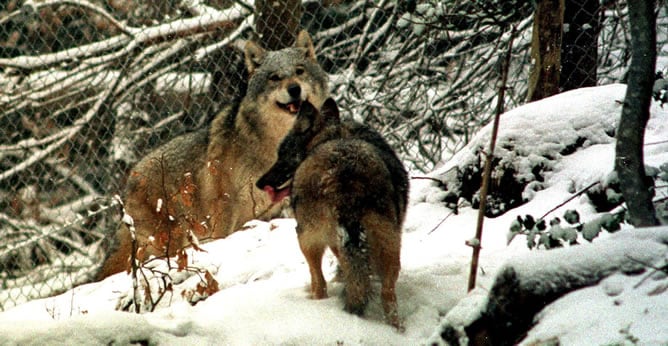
[263,183,291,203]
[277,100,302,114]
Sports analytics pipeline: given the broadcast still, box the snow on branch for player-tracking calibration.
[0,2,248,70]
[0,74,120,182]
[1,0,133,35]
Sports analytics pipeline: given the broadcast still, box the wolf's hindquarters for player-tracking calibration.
[337,209,402,329]
[360,212,402,330]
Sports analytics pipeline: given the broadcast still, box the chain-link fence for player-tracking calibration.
[0,0,665,310]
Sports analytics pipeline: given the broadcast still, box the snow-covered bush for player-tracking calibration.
[508,161,668,250]
[508,209,624,250]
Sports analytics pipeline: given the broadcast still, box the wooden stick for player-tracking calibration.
[467,26,517,292]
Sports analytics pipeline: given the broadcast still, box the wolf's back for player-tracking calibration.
[303,138,400,221]
[125,130,208,190]
[342,121,409,223]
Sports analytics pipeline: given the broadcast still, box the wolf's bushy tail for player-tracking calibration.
[338,218,372,316]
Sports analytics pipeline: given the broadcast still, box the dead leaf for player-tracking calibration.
[180,173,197,208]
[176,248,188,271]
[203,271,220,295]
[187,229,206,252]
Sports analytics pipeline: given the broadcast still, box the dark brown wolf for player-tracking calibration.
[96,31,329,280]
[256,98,408,330]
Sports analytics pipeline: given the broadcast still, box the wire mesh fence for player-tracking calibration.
[0,0,665,310]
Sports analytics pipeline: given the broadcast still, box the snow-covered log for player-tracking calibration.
[429,227,668,346]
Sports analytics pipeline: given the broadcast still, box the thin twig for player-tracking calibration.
[627,255,668,289]
[468,26,517,292]
[427,209,458,235]
[538,181,601,221]
[645,139,668,146]
[410,176,444,184]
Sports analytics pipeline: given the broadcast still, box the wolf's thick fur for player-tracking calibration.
[96,31,329,280]
[256,99,408,329]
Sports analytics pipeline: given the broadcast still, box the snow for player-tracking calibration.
[1,84,667,345]
[506,227,668,295]
[433,84,624,182]
[522,268,668,346]
[155,73,210,95]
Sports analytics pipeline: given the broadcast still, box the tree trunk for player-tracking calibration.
[527,0,564,102]
[560,0,600,91]
[614,0,659,227]
[255,0,303,50]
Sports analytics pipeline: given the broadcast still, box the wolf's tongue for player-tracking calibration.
[263,186,277,202]
[287,102,299,114]
[274,186,291,202]
[263,186,291,203]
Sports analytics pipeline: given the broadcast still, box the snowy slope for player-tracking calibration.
[0,84,666,345]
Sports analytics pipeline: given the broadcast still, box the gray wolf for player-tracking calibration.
[256,98,408,330]
[96,30,329,280]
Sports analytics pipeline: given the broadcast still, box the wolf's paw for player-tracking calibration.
[310,286,328,300]
[389,317,405,333]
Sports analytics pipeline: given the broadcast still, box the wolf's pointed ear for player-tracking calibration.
[244,40,265,75]
[299,101,318,121]
[294,101,317,132]
[320,98,340,124]
[294,30,316,61]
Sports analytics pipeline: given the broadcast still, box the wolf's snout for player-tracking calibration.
[276,83,303,114]
[287,83,302,99]
[278,83,303,114]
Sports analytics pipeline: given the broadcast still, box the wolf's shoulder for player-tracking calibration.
[341,121,399,159]
[339,119,409,189]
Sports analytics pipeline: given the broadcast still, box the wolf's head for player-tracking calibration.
[256,98,341,203]
[244,30,329,117]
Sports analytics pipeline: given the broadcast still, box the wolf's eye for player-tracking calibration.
[269,74,280,82]
[295,67,304,76]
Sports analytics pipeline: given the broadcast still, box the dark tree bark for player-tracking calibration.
[614,0,659,227]
[527,0,564,102]
[560,0,600,91]
[255,0,302,50]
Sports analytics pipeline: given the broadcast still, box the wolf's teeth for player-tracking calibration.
[277,180,291,190]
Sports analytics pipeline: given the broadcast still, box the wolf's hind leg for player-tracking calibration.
[365,213,403,331]
[381,265,402,331]
[298,233,328,299]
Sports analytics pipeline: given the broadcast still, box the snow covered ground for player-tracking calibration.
[0,84,666,345]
